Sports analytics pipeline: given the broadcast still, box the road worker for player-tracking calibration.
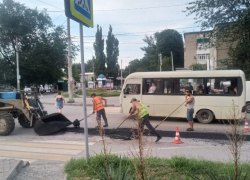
[91,93,108,127]
[185,90,195,131]
[127,98,162,142]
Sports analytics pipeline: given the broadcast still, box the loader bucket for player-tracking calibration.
[34,113,72,136]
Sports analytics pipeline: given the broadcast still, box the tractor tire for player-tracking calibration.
[0,113,15,136]
[18,113,32,128]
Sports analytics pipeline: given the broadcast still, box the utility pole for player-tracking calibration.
[171,51,174,71]
[158,53,162,71]
[16,37,20,90]
[121,59,122,88]
[67,18,74,103]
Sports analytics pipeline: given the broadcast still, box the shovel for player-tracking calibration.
[109,117,129,134]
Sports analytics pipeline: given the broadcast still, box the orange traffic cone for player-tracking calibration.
[243,118,250,132]
[172,127,183,144]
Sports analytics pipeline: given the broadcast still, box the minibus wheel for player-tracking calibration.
[246,103,250,113]
[197,110,214,124]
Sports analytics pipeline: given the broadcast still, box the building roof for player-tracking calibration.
[184,30,213,36]
[98,74,106,78]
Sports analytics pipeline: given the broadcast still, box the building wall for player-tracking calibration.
[184,33,197,68]
[184,31,235,70]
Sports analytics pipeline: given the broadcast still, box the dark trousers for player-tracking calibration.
[130,114,161,138]
[96,108,108,126]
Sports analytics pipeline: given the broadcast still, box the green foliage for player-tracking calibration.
[189,63,207,70]
[155,29,184,68]
[93,156,132,180]
[61,93,79,98]
[72,63,81,82]
[0,0,77,87]
[75,88,120,97]
[123,30,184,77]
[185,0,250,79]
[94,25,106,77]
[85,59,94,73]
[106,25,120,80]
[65,154,133,180]
[65,155,250,180]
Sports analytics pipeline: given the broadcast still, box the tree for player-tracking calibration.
[185,0,250,79]
[162,57,172,71]
[72,63,81,82]
[106,25,119,79]
[0,0,76,87]
[155,29,184,69]
[93,25,106,77]
[85,59,94,73]
[140,36,159,71]
[189,63,207,70]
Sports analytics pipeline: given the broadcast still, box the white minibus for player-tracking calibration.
[120,70,246,123]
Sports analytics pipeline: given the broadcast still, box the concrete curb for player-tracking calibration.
[42,102,120,107]
[4,160,29,180]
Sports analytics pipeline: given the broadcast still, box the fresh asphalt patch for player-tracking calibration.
[53,127,250,142]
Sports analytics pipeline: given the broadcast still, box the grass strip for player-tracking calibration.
[65,155,250,180]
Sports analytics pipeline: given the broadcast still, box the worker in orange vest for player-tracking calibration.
[91,93,108,127]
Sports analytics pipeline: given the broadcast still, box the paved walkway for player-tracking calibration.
[0,159,29,180]
[40,93,120,107]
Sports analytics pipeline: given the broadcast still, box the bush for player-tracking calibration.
[65,154,133,180]
[75,89,120,97]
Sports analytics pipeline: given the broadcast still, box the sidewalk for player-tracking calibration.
[0,159,29,180]
[40,93,120,107]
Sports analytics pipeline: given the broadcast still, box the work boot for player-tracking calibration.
[155,136,162,143]
[103,124,108,127]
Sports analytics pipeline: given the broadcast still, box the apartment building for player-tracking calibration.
[184,30,231,70]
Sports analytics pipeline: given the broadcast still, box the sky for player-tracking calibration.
[16,0,202,68]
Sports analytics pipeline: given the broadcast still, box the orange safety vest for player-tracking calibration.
[93,96,104,112]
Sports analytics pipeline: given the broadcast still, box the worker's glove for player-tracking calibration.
[92,111,95,114]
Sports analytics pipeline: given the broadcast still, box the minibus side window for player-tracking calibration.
[206,77,238,95]
[173,78,204,95]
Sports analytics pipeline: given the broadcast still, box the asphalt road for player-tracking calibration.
[1,104,249,180]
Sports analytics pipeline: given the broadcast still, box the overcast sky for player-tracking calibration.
[15,0,203,68]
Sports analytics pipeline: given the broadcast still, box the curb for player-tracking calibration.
[4,160,29,180]
[42,102,120,107]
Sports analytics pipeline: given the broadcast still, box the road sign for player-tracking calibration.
[64,0,93,28]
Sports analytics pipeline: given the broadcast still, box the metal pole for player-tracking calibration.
[159,53,162,72]
[16,37,20,90]
[207,59,210,71]
[171,51,174,71]
[67,18,74,102]
[121,59,122,88]
[79,23,89,162]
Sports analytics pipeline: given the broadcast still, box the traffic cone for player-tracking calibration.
[243,118,250,132]
[172,127,183,144]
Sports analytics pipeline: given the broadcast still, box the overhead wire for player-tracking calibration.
[94,3,188,11]
[36,0,64,11]
[36,2,188,12]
